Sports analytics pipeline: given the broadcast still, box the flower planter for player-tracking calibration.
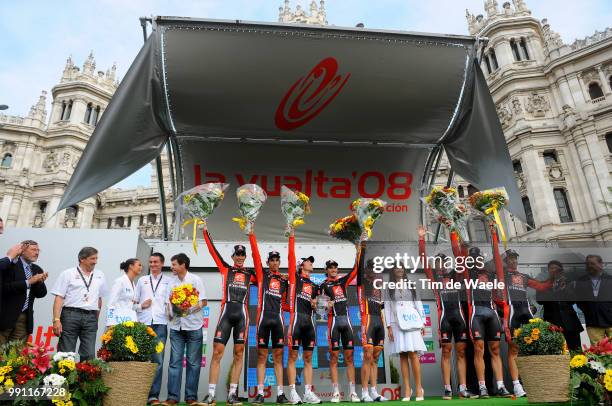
[516,354,570,403]
[102,361,157,406]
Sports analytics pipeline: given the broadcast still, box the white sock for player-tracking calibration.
[444,384,451,391]
[258,384,264,396]
[208,384,216,397]
[349,382,356,394]
[459,384,466,391]
[277,386,284,396]
[229,383,238,395]
[290,384,296,392]
[362,388,369,398]
[332,383,339,395]
[497,381,505,389]
[512,380,521,387]
[478,381,486,389]
[305,384,312,394]
[370,387,379,397]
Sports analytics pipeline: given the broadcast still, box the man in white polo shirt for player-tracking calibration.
[164,253,207,406]
[136,252,171,406]
[51,247,107,361]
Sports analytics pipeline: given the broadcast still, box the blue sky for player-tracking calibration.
[1,0,611,188]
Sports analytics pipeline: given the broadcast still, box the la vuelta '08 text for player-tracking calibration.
[0,385,68,400]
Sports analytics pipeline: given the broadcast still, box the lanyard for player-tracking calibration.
[77,267,94,293]
[150,274,163,296]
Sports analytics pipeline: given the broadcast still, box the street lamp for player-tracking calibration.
[0,105,8,111]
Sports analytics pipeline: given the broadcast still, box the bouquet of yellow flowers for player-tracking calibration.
[281,186,311,236]
[351,198,387,241]
[424,186,468,238]
[468,187,509,247]
[170,284,200,317]
[232,184,267,234]
[177,183,228,253]
[328,214,362,244]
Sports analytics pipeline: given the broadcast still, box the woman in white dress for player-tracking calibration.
[384,267,426,401]
[106,258,150,326]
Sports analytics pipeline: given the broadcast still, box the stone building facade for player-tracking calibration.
[0,0,609,241]
[0,53,173,239]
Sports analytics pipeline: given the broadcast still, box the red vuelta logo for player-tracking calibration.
[332,286,343,297]
[270,280,281,290]
[275,57,351,131]
[302,284,313,295]
[234,273,246,283]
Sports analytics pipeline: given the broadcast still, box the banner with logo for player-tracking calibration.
[179,140,429,241]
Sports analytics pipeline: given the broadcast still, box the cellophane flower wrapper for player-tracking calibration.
[176,183,228,253]
[169,283,200,317]
[281,186,311,237]
[424,186,468,238]
[467,187,509,219]
[328,214,362,244]
[351,198,387,241]
[233,184,267,235]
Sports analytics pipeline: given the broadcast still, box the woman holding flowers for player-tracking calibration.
[105,258,146,327]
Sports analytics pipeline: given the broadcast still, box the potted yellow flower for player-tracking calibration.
[97,321,164,406]
[513,318,570,403]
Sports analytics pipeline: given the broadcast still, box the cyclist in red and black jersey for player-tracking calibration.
[501,249,552,398]
[357,247,387,403]
[318,243,364,403]
[286,231,321,405]
[201,226,257,406]
[250,232,289,405]
[418,226,476,400]
[466,247,507,398]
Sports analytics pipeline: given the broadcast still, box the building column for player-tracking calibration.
[557,77,575,107]
[526,36,545,63]
[573,133,608,217]
[596,65,612,95]
[567,73,588,105]
[44,197,62,228]
[80,200,96,229]
[522,148,557,226]
[576,73,591,104]
[0,192,13,223]
[494,40,514,67]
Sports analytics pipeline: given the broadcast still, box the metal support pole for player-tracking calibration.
[140,16,169,240]
[434,168,455,243]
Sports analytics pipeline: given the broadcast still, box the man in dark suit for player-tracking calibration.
[574,255,612,345]
[0,243,27,313]
[0,240,48,344]
[536,260,583,350]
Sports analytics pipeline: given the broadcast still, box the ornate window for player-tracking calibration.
[588,82,604,100]
[543,150,558,166]
[490,49,499,70]
[116,216,125,228]
[484,55,492,74]
[84,103,93,124]
[519,38,530,60]
[91,106,100,126]
[1,153,12,168]
[522,197,535,229]
[61,100,72,120]
[606,132,612,154]
[458,185,464,198]
[107,218,112,229]
[553,188,573,223]
[127,216,132,227]
[467,184,478,196]
[513,160,523,174]
[147,213,157,224]
[510,39,521,61]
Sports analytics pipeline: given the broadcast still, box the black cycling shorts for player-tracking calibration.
[509,302,533,332]
[439,307,469,344]
[328,315,355,351]
[362,314,385,348]
[257,312,285,349]
[289,314,316,351]
[214,301,248,345]
[470,305,502,341]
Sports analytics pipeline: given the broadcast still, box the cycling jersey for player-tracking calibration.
[504,269,552,332]
[420,236,468,344]
[250,233,288,349]
[319,245,362,350]
[287,236,318,351]
[204,230,256,345]
[357,245,385,347]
